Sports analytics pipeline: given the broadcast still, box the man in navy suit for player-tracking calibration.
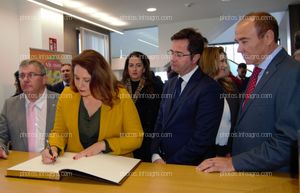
[197,12,300,173]
[151,28,224,165]
[50,63,71,93]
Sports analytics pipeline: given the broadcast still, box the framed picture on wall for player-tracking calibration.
[30,48,72,84]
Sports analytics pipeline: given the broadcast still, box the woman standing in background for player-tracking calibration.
[200,47,240,156]
[122,51,163,162]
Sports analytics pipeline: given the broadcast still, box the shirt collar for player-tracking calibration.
[257,46,282,70]
[63,81,69,86]
[25,88,47,110]
[179,65,198,83]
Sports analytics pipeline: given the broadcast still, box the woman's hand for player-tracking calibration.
[153,159,166,164]
[73,141,106,160]
[41,146,58,164]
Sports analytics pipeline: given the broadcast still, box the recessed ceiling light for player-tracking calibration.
[221,0,231,2]
[147,8,157,12]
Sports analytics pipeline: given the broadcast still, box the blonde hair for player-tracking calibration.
[200,47,235,94]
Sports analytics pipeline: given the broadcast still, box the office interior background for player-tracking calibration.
[0,0,300,108]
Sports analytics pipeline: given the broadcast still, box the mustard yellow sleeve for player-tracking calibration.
[48,91,69,154]
[106,90,143,155]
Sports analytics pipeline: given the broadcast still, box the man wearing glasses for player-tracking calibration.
[0,59,58,158]
[151,28,224,165]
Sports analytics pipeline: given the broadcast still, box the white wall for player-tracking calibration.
[0,0,20,107]
[41,8,64,52]
[0,0,64,108]
[19,0,42,59]
[18,0,64,59]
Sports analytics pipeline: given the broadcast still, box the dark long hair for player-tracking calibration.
[71,49,122,108]
[122,51,154,93]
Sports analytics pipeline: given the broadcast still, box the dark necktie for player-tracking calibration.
[243,67,262,109]
[173,77,183,103]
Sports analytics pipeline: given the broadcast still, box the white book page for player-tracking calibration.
[7,152,77,173]
[7,152,140,183]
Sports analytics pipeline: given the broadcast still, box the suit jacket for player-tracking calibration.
[0,90,59,151]
[232,49,300,172]
[48,87,143,157]
[49,81,65,93]
[240,77,250,93]
[151,68,224,165]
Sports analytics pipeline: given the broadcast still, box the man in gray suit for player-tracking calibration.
[0,59,58,158]
[197,12,300,172]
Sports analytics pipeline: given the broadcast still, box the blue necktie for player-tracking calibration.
[173,77,183,103]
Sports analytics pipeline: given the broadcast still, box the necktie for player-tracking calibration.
[173,77,183,103]
[27,102,36,152]
[243,67,262,108]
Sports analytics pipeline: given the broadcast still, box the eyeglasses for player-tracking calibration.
[19,72,45,80]
[167,50,191,58]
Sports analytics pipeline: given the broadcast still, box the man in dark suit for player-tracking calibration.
[50,63,71,93]
[0,59,58,158]
[236,63,250,92]
[197,12,300,173]
[151,28,224,165]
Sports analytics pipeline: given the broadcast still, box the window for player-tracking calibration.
[79,27,109,61]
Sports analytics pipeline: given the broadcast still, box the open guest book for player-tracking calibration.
[6,152,141,184]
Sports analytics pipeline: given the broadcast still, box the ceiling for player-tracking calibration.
[35,0,300,32]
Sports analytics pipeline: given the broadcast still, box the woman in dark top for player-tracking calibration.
[122,51,163,162]
[200,47,240,156]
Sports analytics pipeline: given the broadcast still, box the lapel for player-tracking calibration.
[73,93,83,148]
[237,49,286,123]
[164,77,177,119]
[98,103,110,141]
[164,68,202,127]
[17,94,28,150]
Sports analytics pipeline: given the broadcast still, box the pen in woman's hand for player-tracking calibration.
[46,140,56,161]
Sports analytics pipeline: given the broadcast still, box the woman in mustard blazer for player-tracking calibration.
[42,50,143,163]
